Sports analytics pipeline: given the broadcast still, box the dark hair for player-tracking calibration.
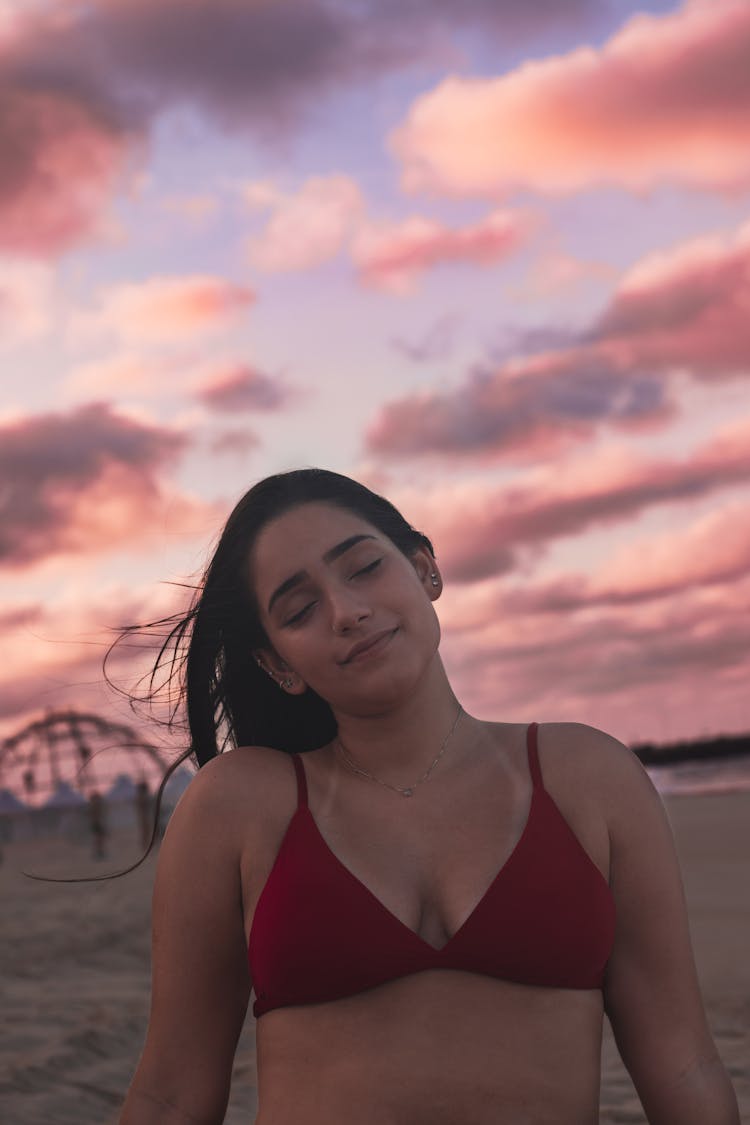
[154,466,434,760]
[35,467,434,881]
[105,470,434,846]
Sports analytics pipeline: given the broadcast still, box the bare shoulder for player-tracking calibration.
[168,742,292,844]
[535,718,632,757]
[536,720,649,806]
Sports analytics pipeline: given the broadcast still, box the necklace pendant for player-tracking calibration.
[402,787,414,797]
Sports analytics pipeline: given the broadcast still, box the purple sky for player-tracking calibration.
[1,0,749,764]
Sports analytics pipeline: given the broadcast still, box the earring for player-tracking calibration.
[256,657,293,689]
[430,572,439,587]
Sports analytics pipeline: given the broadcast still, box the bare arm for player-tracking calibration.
[582,726,740,1125]
[119,753,253,1124]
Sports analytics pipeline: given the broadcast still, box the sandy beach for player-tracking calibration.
[1,788,747,1124]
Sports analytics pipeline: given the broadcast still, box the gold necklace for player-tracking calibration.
[334,704,464,797]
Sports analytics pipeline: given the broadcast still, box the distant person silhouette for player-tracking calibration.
[88,791,108,860]
[135,780,153,851]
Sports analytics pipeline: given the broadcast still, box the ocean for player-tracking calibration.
[646,753,750,796]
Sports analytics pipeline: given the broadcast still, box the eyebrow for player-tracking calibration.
[266,534,378,615]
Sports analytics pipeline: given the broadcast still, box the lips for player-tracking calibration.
[342,628,397,664]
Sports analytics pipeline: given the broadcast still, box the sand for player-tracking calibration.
[1,789,747,1124]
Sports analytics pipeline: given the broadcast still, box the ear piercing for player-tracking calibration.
[255,657,294,689]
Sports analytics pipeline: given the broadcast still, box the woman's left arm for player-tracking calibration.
[583,725,740,1125]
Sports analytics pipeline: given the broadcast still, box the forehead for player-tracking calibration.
[251,502,380,575]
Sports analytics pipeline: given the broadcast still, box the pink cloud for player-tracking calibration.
[192,363,292,412]
[1,0,595,137]
[588,220,750,378]
[366,216,750,459]
[206,428,261,456]
[0,602,43,631]
[439,568,750,742]
[0,0,602,259]
[66,353,178,398]
[391,0,750,197]
[245,174,364,271]
[80,275,255,343]
[0,578,191,733]
[366,350,675,461]
[439,486,750,738]
[589,499,750,602]
[382,414,750,584]
[0,85,136,256]
[67,352,289,408]
[510,246,617,300]
[243,180,533,288]
[352,209,534,293]
[0,0,598,255]
[0,262,54,338]
[0,402,220,568]
[472,554,750,626]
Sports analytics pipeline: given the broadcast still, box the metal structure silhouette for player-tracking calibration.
[0,707,169,804]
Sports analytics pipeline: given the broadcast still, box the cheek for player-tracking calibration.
[290,630,332,670]
[401,594,440,643]
[416,598,441,647]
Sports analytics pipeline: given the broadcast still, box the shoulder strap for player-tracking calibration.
[527,722,544,791]
[291,753,308,809]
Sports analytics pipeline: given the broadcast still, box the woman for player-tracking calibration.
[118,468,738,1124]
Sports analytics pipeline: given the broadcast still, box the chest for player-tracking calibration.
[244,732,610,953]
[307,772,536,949]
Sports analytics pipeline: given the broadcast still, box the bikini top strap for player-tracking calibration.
[527,722,544,791]
[291,753,308,809]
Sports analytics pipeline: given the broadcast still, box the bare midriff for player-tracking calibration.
[254,972,604,1124]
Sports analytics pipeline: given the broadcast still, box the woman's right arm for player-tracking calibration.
[119,754,253,1124]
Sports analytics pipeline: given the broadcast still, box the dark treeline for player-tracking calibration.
[631,730,750,766]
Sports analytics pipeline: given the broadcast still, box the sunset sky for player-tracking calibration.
[2,0,749,769]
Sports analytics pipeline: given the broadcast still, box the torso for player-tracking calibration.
[237,720,611,1124]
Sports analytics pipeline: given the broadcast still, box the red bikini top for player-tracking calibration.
[248,722,616,1018]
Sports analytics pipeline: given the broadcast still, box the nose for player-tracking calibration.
[328,582,372,633]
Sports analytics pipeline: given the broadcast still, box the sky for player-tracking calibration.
[1,0,749,776]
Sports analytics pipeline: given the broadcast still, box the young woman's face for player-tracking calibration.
[249,501,441,708]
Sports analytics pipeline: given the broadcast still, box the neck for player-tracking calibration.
[329,655,477,786]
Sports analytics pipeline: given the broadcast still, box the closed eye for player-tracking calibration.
[355,558,384,576]
[284,603,314,630]
[284,559,382,626]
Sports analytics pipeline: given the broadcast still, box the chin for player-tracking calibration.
[362,670,423,707]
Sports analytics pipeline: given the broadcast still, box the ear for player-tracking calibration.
[252,648,308,695]
[410,545,441,597]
